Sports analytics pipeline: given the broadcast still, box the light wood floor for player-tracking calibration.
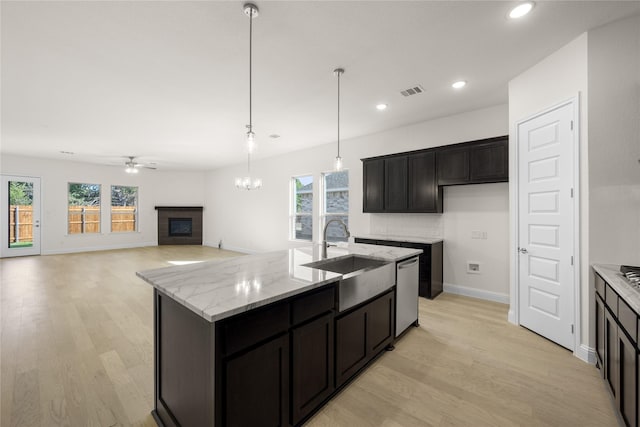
[1,246,619,427]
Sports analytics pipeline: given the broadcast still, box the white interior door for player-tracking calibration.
[517,102,575,350]
[1,175,41,257]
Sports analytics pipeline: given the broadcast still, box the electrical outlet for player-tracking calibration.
[467,262,481,274]
[472,231,488,239]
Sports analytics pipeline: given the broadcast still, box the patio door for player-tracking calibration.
[1,175,41,257]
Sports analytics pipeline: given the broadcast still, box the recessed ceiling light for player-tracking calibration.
[59,150,74,155]
[509,2,534,19]
[269,134,280,139]
[376,103,388,111]
[452,80,467,89]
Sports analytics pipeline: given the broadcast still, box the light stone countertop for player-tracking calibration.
[137,243,422,323]
[593,264,640,314]
[355,234,444,245]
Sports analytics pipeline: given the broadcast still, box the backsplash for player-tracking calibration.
[369,213,444,238]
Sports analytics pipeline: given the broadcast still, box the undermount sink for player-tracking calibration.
[303,255,395,312]
[304,254,388,275]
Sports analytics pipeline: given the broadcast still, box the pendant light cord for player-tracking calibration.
[337,70,340,158]
[249,7,253,132]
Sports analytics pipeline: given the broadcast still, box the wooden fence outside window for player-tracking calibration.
[9,205,33,243]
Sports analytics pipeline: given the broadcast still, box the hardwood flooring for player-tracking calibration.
[1,246,619,426]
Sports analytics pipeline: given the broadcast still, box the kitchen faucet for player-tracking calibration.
[322,219,350,258]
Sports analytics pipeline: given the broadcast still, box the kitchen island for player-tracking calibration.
[137,243,421,427]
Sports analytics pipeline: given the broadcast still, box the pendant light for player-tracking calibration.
[333,68,344,171]
[235,3,262,190]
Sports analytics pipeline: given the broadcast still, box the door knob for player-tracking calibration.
[518,248,528,254]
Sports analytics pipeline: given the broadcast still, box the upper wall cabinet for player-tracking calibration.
[362,152,441,214]
[363,158,385,212]
[362,135,507,214]
[437,136,509,186]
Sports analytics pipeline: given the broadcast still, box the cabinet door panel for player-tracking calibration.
[366,291,395,354]
[335,306,367,387]
[292,313,335,425]
[595,293,605,374]
[469,139,508,183]
[363,159,385,212]
[224,334,289,427]
[618,331,637,427]
[384,156,408,211]
[408,152,441,213]
[606,310,619,398]
[437,148,469,185]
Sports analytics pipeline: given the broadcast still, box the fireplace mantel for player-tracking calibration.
[156,206,203,245]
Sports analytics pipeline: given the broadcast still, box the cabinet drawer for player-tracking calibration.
[618,298,637,343]
[221,302,289,355]
[595,273,606,298]
[292,286,335,325]
[606,284,619,316]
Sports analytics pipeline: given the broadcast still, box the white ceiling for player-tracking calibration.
[2,1,639,171]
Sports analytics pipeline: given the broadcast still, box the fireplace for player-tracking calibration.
[169,218,192,237]
[156,207,203,245]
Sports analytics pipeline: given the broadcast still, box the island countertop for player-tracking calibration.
[137,243,422,323]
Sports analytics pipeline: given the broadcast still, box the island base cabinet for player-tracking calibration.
[605,309,619,400]
[335,290,395,388]
[223,334,290,427]
[291,313,335,425]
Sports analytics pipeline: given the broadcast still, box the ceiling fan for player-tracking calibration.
[124,156,157,174]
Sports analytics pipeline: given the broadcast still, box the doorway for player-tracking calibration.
[514,98,579,351]
[1,175,41,257]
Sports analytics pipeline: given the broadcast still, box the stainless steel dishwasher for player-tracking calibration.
[396,256,419,337]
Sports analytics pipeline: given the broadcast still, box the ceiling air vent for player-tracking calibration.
[400,85,424,97]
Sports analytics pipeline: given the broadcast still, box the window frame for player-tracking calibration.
[290,175,314,242]
[320,170,350,243]
[110,185,139,233]
[67,182,102,235]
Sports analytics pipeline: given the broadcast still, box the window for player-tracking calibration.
[291,175,313,241]
[68,183,101,234]
[322,170,349,242]
[111,185,138,232]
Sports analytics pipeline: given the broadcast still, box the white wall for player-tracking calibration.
[588,14,640,267]
[205,104,510,299]
[1,154,206,254]
[508,34,589,353]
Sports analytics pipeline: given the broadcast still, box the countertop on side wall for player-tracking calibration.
[355,234,443,244]
[137,243,421,323]
[593,264,640,313]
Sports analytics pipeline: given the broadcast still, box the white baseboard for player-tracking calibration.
[507,309,517,325]
[42,241,157,255]
[443,282,509,304]
[575,344,596,365]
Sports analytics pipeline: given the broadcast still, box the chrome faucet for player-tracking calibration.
[322,219,350,258]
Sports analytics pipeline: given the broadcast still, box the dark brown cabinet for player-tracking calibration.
[618,330,637,427]
[437,136,508,186]
[354,238,443,299]
[291,312,334,425]
[362,135,507,214]
[594,270,639,427]
[363,158,385,212]
[437,146,469,185]
[335,290,395,387]
[595,292,605,373]
[384,156,408,211]
[224,334,289,427]
[470,139,509,183]
[408,152,442,213]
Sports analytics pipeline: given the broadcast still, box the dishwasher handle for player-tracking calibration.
[398,257,418,269]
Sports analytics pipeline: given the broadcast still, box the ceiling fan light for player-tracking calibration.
[125,166,138,174]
